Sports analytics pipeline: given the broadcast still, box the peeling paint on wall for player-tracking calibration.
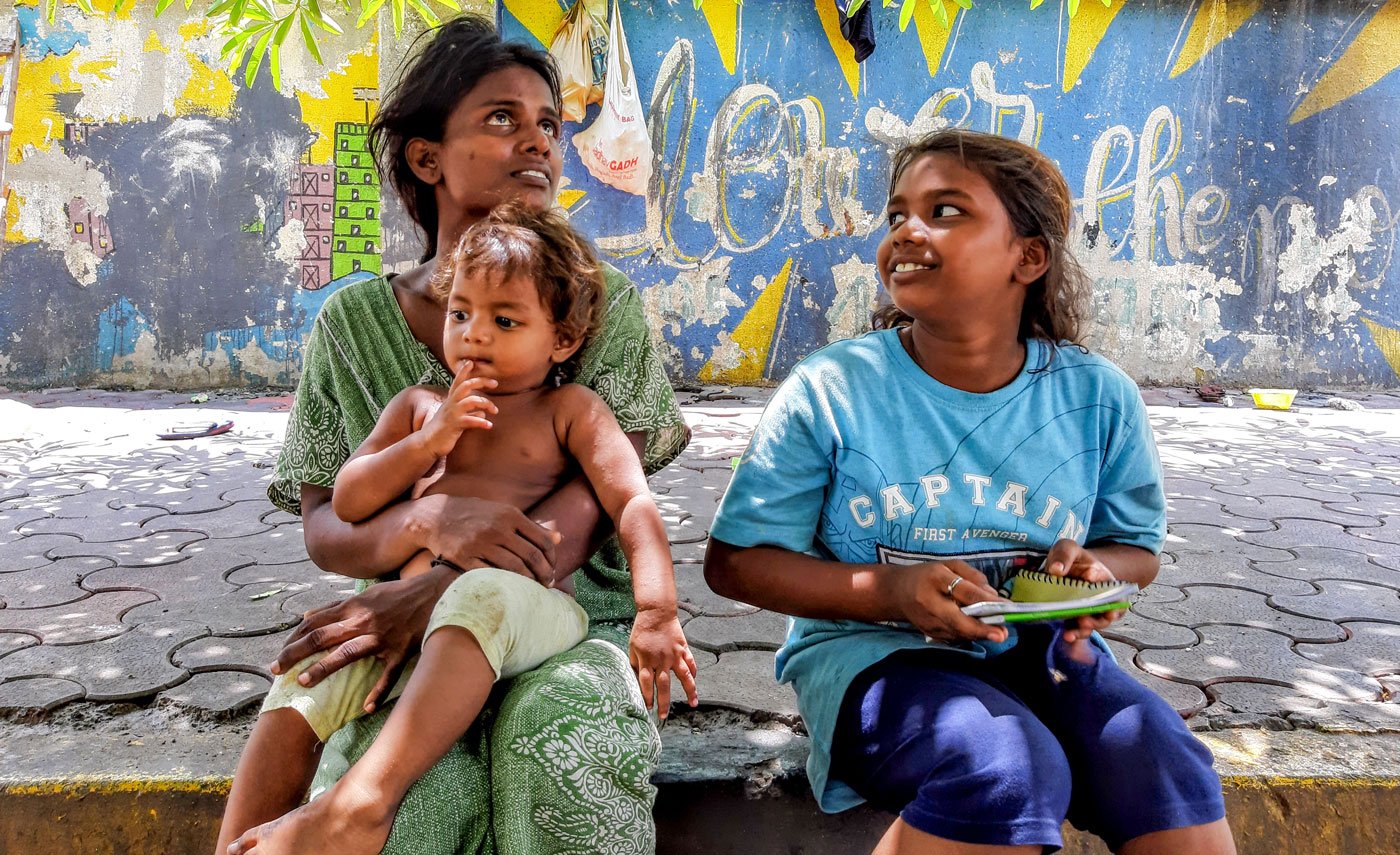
[3,1,1400,389]
[1,2,380,389]
[503,1,1400,388]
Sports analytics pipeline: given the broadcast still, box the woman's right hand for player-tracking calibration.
[271,570,449,710]
[892,560,1010,645]
[413,493,563,585]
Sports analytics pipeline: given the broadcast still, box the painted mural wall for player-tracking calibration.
[1,1,1398,389]
[0,0,388,389]
[501,0,1400,388]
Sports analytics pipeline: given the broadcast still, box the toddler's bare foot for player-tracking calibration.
[226,777,394,855]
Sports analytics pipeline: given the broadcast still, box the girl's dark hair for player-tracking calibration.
[872,129,1090,346]
[431,202,605,381]
[369,14,561,262]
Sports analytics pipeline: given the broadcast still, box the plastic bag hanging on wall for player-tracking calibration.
[572,1,653,196]
[549,1,600,122]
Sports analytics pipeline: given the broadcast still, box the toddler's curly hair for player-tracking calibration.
[431,202,606,380]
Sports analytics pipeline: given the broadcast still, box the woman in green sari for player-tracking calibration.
[254,15,687,854]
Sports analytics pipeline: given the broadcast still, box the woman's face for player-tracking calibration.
[433,65,564,227]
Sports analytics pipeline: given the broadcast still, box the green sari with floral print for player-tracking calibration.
[269,269,687,854]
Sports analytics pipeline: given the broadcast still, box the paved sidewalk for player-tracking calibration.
[1,385,1400,852]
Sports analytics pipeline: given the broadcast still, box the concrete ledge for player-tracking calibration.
[3,709,1398,854]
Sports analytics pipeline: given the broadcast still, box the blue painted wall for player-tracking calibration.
[3,1,1399,389]
[502,0,1400,388]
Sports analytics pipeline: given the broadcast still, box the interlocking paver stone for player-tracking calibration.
[1270,581,1400,625]
[0,632,38,658]
[1287,700,1400,733]
[177,524,309,566]
[1251,546,1400,589]
[0,621,206,701]
[1103,610,1199,649]
[160,670,271,716]
[1163,523,1293,564]
[684,610,787,654]
[0,556,111,609]
[697,649,796,716]
[0,507,53,545]
[19,504,166,542]
[1139,625,1381,701]
[1241,519,1387,556]
[0,534,83,574]
[1216,477,1355,504]
[172,632,290,676]
[1132,585,1345,642]
[0,590,155,644]
[1323,492,1400,518]
[1353,514,1400,548]
[0,676,85,714]
[123,585,305,637]
[676,568,759,618]
[1152,554,1316,597]
[141,500,276,540]
[224,560,330,587]
[1216,494,1380,529]
[49,529,206,567]
[1295,622,1400,676]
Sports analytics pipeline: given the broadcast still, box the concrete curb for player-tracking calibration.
[3,713,1397,854]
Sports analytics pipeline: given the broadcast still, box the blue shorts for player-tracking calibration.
[831,625,1225,851]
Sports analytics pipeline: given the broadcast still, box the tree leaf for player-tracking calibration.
[429,0,462,12]
[155,0,179,16]
[308,0,344,33]
[269,41,282,89]
[405,0,440,27]
[356,0,387,29]
[846,0,867,13]
[391,0,405,37]
[1030,0,1047,9]
[220,25,259,61]
[299,12,324,64]
[929,0,949,29]
[899,0,917,31]
[245,24,275,88]
[953,0,974,10]
[1068,0,1081,17]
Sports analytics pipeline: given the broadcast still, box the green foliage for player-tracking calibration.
[692,0,742,9]
[39,0,462,90]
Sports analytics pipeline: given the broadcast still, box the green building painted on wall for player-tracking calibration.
[331,122,381,279]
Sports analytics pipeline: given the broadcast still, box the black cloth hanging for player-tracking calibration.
[837,0,876,63]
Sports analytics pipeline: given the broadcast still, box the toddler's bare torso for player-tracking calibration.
[398,383,576,581]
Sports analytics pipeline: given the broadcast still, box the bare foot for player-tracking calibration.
[226,778,394,855]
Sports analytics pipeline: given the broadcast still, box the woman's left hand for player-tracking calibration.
[1042,538,1125,643]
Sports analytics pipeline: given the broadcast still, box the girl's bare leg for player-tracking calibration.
[1118,819,1236,855]
[874,819,1042,855]
[227,626,493,855]
[214,709,322,854]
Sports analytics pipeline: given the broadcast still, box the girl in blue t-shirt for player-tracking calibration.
[705,129,1235,854]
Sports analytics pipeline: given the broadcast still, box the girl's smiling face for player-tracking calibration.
[876,152,1044,335]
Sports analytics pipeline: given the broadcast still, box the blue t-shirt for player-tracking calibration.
[708,329,1166,813]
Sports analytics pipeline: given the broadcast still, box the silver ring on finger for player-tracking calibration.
[945,576,963,597]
